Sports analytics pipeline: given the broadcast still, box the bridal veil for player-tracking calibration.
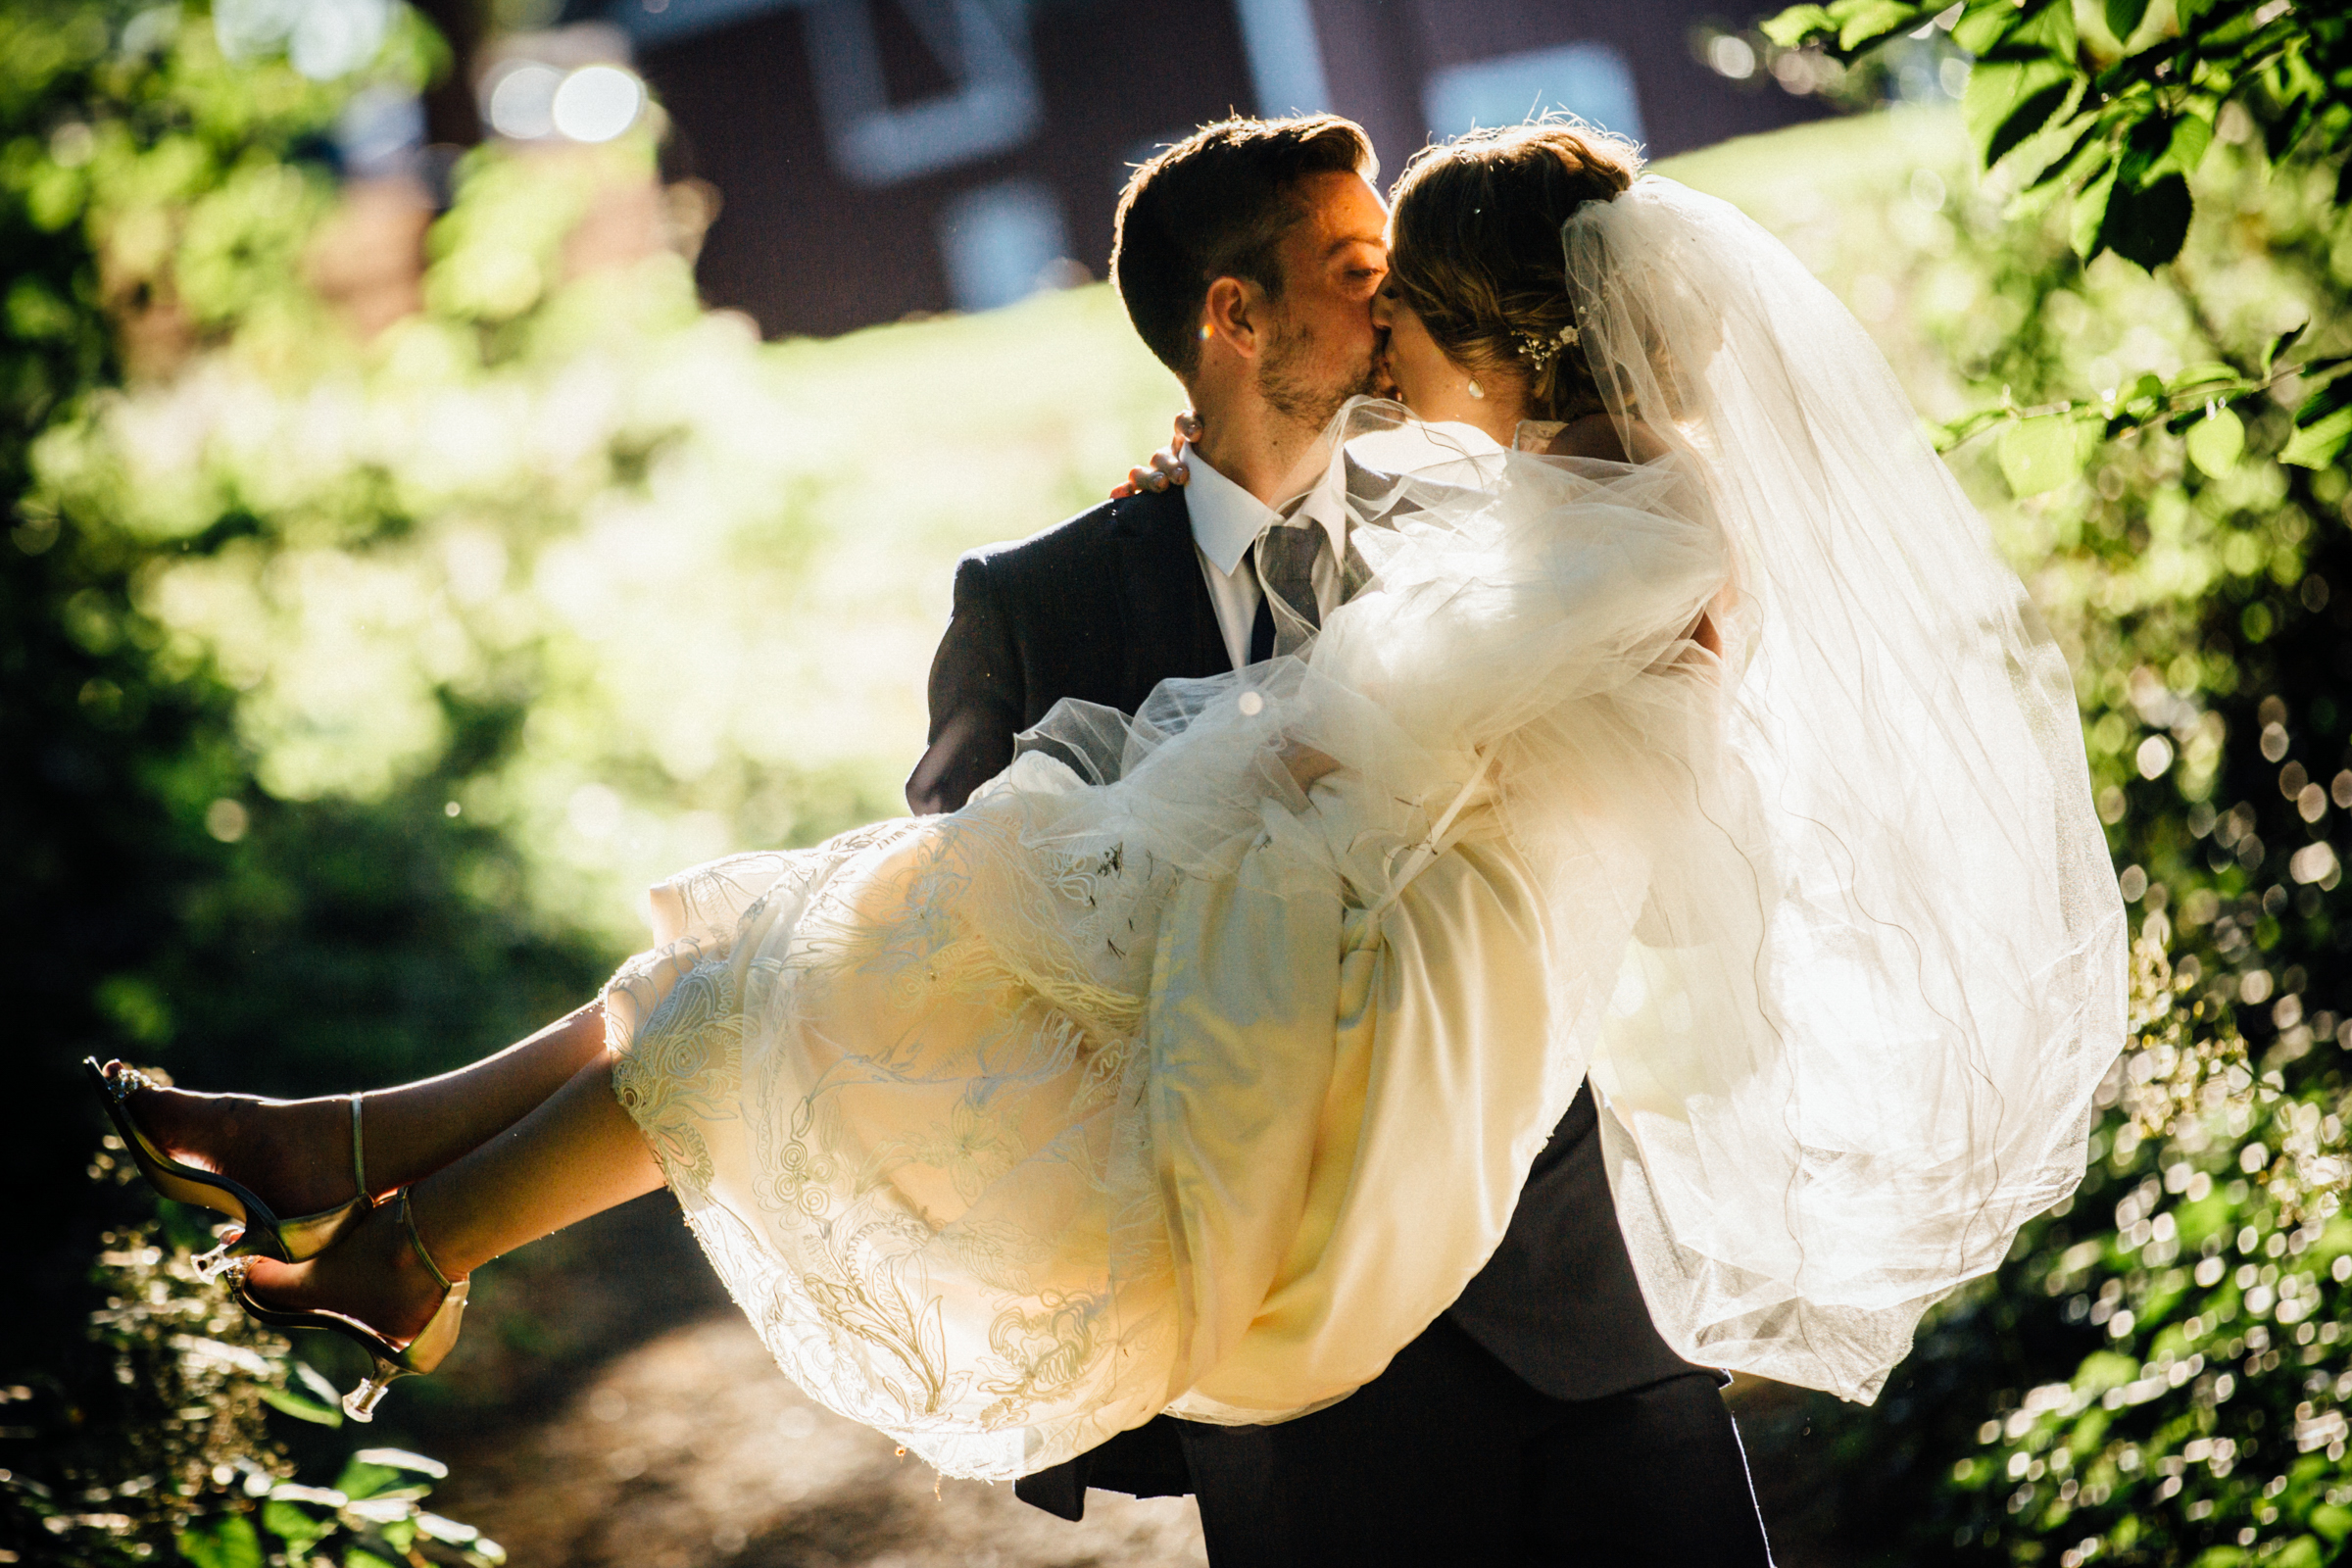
[1553,177,2127,1396]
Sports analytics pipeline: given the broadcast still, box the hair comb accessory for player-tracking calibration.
[1513,322,1582,372]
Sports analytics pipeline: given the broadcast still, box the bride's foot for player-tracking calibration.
[230,1189,470,1422]
[235,1197,451,1350]
[103,1068,366,1223]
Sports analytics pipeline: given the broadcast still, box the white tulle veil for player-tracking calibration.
[1553,177,2127,1396]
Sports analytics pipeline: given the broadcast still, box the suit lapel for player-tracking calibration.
[1109,486,1231,710]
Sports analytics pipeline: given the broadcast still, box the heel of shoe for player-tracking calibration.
[342,1356,409,1423]
[222,1191,469,1426]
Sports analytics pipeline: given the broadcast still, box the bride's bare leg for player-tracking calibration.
[118,1002,611,1217]
[237,1052,663,1341]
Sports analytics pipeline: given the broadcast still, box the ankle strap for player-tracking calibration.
[349,1094,368,1200]
[397,1190,455,1292]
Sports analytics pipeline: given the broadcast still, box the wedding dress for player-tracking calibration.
[603,178,2126,1481]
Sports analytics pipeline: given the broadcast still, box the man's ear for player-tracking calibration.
[1200,275,1266,363]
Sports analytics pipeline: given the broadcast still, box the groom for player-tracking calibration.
[906,116,1771,1565]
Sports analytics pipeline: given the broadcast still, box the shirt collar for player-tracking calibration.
[1182,445,1350,574]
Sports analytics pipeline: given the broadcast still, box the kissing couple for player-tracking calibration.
[91,112,2125,1565]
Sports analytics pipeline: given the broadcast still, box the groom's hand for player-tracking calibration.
[1108,412,1202,499]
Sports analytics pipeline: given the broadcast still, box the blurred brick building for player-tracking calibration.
[536,0,1821,337]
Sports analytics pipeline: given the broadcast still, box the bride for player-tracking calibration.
[88,120,2124,1482]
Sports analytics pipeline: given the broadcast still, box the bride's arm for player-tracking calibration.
[1279,740,1342,790]
[1540,412,1672,465]
[1544,415,1716,656]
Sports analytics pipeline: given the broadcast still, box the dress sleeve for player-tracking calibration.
[905,551,1023,815]
[1316,456,1728,757]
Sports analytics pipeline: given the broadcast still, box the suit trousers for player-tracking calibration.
[1175,1314,1774,1567]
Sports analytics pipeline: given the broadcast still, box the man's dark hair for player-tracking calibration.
[1111,115,1376,381]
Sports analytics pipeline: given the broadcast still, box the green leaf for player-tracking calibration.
[1953,2,2021,54]
[2104,0,2149,42]
[261,1499,331,1549]
[333,1457,403,1501]
[2280,402,2352,469]
[1999,415,2092,495]
[1761,4,1838,47]
[2162,110,2214,176]
[2073,1348,2139,1393]
[2027,117,2103,188]
[2264,322,2308,374]
[1965,59,2078,168]
[1997,81,2079,169]
[2274,1538,2324,1568]
[2185,407,2244,476]
[2312,1504,2352,1545]
[2014,0,2077,60]
[179,1513,265,1568]
[1936,406,2019,450]
[351,1447,449,1480]
[260,1384,345,1426]
[2073,165,2119,260]
[293,1360,344,1407]
[343,1551,399,1568]
[2100,172,2192,269]
[2291,370,2352,426]
[1837,0,1925,50]
[2168,363,2241,391]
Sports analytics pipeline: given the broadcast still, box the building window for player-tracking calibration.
[1423,41,1644,146]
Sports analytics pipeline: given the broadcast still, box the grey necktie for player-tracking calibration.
[1250,519,1328,663]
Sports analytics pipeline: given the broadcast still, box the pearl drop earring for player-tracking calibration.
[1466,378,1486,400]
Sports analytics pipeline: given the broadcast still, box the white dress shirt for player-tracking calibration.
[1181,446,1351,670]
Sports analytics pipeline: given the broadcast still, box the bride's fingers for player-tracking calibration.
[1108,415,1198,498]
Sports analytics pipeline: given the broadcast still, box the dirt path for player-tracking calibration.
[431,1311,1205,1568]
[416,1199,1861,1566]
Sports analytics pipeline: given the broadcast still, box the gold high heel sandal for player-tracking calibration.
[83,1057,373,1275]
[225,1188,469,1423]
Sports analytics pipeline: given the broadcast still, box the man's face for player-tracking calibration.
[1256,171,1392,431]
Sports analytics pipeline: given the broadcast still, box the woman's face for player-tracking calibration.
[1370,273,1523,439]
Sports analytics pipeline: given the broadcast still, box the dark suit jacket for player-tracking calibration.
[906,484,1694,1520]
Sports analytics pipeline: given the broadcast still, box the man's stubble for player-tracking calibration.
[1257,313,1382,436]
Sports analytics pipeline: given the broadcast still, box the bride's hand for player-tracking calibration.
[1279,740,1342,791]
[1108,412,1202,499]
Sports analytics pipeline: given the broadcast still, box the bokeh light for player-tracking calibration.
[487,62,562,140]
[551,66,644,143]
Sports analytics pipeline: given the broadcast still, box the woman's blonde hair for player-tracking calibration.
[1387,121,1642,421]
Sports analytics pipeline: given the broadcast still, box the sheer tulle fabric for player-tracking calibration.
[1556,180,2124,1394]
[602,176,2124,1480]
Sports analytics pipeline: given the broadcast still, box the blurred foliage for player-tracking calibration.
[1,1159,497,1566]
[5,0,1172,1549]
[1765,0,2352,476]
[1,0,614,1373]
[1678,26,2352,1567]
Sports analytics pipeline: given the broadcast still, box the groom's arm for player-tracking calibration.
[906,550,1023,815]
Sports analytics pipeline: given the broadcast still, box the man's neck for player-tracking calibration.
[1184,391,1323,507]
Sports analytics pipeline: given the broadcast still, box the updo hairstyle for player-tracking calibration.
[1386,121,1642,421]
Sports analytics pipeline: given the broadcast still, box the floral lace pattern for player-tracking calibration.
[609,808,1182,1477]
